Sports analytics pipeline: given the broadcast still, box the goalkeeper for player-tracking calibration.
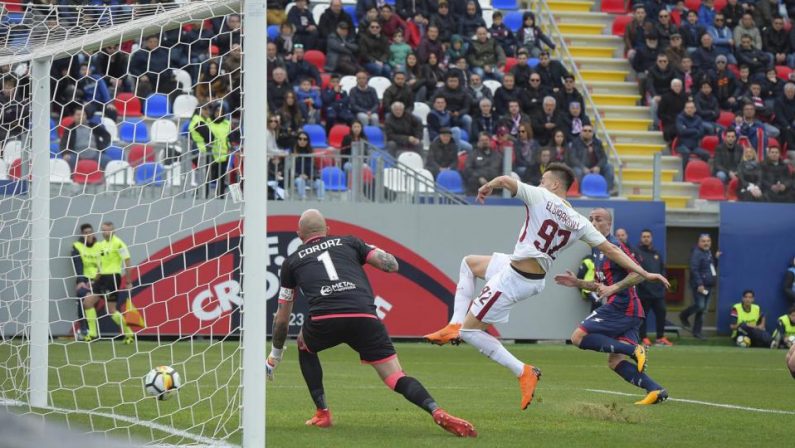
[94,222,138,344]
[71,223,101,341]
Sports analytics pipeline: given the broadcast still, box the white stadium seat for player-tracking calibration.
[173,94,199,119]
[397,151,423,171]
[49,158,72,183]
[368,76,392,100]
[412,102,431,125]
[151,119,179,144]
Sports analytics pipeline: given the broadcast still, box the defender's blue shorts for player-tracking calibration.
[579,304,642,346]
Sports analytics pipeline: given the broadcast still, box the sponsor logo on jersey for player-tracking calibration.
[320,281,357,296]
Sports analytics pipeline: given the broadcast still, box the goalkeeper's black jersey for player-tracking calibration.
[280,235,377,317]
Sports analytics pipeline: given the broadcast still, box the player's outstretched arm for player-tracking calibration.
[596,241,671,290]
[477,175,519,203]
[596,273,644,299]
[267,294,294,381]
[554,270,600,291]
[366,248,400,273]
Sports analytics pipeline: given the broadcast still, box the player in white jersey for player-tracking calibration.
[424,163,670,410]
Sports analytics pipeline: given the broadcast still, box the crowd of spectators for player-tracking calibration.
[266,0,618,196]
[625,0,795,202]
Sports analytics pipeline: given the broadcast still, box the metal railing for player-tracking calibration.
[281,141,468,205]
[535,0,624,196]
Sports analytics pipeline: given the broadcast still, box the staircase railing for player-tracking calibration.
[535,0,624,196]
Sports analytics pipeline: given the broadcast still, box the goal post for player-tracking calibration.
[0,1,267,446]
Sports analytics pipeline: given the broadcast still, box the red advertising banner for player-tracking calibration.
[128,216,457,337]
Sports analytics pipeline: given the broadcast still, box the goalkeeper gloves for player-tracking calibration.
[266,347,283,381]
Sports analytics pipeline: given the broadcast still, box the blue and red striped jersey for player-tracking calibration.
[592,234,645,318]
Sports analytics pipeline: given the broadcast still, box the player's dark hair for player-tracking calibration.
[546,163,575,191]
[742,289,754,297]
[789,305,795,314]
[79,223,92,233]
[641,228,652,235]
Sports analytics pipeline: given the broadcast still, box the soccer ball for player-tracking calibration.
[144,366,181,400]
[786,335,795,349]
[736,335,751,348]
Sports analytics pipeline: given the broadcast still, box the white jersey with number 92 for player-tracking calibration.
[510,182,606,272]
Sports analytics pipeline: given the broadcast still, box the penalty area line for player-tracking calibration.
[585,389,795,415]
[1,397,239,447]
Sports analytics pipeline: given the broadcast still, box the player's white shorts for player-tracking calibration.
[469,252,546,324]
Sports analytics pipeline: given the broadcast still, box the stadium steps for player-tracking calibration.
[543,0,596,12]
[543,0,703,210]
[557,23,606,35]
[552,11,614,26]
[586,81,640,95]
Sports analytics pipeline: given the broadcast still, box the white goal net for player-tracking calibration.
[0,1,267,446]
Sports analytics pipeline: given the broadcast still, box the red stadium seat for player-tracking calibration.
[684,159,711,183]
[503,57,518,73]
[727,177,739,200]
[304,50,326,73]
[58,116,75,138]
[611,15,633,37]
[457,152,468,171]
[73,159,103,184]
[700,135,719,156]
[114,92,142,118]
[727,64,740,79]
[685,0,702,12]
[328,124,350,149]
[320,73,331,90]
[348,165,375,187]
[714,0,727,9]
[769,137,780,149]
[602,0,629,13]
[670,9,682,25]
[776,65,793,80]
[4,0,23,12]
[127,145,155,167]
[313,149,335,171]
[698,177,726,200]
[567,178,581,198]
[8,158,22,179]
[717,111,734,128]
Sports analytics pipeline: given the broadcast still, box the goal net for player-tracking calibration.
[0,1,267,446]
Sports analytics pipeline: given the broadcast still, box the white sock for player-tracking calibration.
[450,258,476,324]
[460,329,525,377]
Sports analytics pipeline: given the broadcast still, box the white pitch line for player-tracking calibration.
[585,389,795,415]
[1,398,239,447]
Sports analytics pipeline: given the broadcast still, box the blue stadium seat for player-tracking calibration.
[119,120,149,143]
[458,128,469,143]
[302,124,328,148]
[134,162,166,186]
[144,93,170,118]
[528,58,540,68]
[5,12,24,25]
[344,6,358,27]
[580,173,610,198]
[50,142,59,158]
[363,126,385,149]
[436,170,464,194]
[180,120,190,136]
[50,118,58,141]
[0,180,27,195]
[504,11,523,33]
[492,0,519,9]
[105,146,125,161]
[321,166,348,192]
[368,149,395,172]
[267,24,280,41]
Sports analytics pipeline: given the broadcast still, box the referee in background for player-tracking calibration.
[96,222,136,344]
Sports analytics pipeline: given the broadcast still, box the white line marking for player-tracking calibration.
[1,398,239,447]
[585,389,795,415]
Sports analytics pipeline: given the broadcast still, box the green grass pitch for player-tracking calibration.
[2,340,793,447]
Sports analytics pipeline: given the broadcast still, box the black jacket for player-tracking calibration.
[689,247,717,288]
[713,142,742,175]
[426,137,459,176]
[636,243,666,298]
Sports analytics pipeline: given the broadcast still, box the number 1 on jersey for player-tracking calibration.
[317,251,339,281]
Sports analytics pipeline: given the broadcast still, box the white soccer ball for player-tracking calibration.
[736,335,751,348]
[144,365,181,400]
[786,335,795,348]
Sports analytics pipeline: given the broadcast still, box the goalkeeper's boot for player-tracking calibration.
[423,323,462,346]
[631,344,647,373]
[519,364,542,410]
[635,388,668,405]
[432,409,477,438]
[305,408,332,428]
[83,333,97,342]
[123,336,135,345]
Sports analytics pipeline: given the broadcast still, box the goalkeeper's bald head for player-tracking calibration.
[298,209,328,242]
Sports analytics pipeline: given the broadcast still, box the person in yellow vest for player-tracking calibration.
[729,289,772,348]
[202,102,232,198]
[576,255,600,312]
[771,305,795,349]
[96,221,136,344]
[71,223,101,341]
